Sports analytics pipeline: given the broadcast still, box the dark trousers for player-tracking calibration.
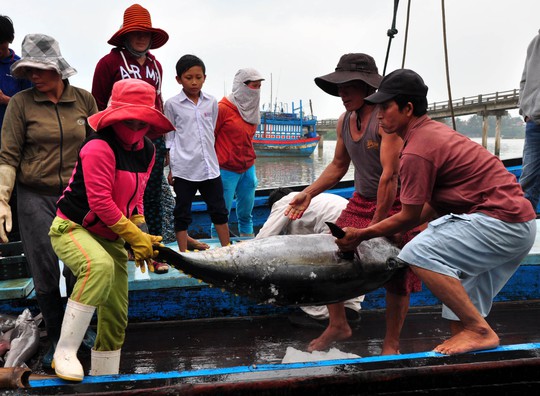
[17,183,76,341]
[172,176,228,231]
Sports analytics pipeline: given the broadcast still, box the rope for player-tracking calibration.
[441,0,456,129]
[383,0,400,76]
[401,0,412,68]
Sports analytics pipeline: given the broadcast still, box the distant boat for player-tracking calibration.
[253,100,320,157]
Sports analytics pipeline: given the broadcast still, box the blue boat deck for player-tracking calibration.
[2,222,539,393]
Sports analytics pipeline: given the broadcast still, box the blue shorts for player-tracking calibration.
[398,213,536,320]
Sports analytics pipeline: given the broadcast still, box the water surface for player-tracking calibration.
[255,138,524,190]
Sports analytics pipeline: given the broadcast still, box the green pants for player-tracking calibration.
[49,217,128,351]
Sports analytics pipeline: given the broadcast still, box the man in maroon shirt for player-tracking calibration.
[337,69,536,355]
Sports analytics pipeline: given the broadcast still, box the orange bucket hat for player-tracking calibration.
[88,79,174,137]
[108,4,169,49]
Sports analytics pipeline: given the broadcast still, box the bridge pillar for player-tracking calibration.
[478,110,508,156]
[481,113,488,148]
[316,119,338,152]
[494,110,507,157]
[317,131,326,152]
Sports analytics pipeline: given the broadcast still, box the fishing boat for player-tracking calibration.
[253,100,320,157]
[0,156,539,394]
[189,157,533,239]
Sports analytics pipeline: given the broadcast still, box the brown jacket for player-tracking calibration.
[0,82,97,195]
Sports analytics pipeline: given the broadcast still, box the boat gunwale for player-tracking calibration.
[26,342,540,390]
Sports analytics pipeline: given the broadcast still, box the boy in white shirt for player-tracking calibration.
[164,55,230,251]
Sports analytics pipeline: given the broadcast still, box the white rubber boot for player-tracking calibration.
[90,349,121,376]
[52,299,95,381]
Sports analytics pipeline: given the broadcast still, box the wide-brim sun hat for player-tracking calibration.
[108,3,169,50]
[315,53,382,97]
[365,69,429,104]
[10,34,77,80]
[88,79,174,137]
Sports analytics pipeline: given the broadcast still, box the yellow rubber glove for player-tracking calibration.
[129,214,146,227]
[139,234,166,273]
[0,164,16,243]
[127,214,164,273]
[109,215,162,273]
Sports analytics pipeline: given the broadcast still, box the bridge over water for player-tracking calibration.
[316,89,520,156]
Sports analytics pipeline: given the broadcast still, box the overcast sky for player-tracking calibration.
[3,0,538,119]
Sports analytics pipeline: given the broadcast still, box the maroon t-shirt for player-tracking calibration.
[399,115,535,223]
[92,48,164,112]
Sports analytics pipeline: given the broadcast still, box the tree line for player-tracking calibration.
[440,114,525,139]
[321,114,525,140]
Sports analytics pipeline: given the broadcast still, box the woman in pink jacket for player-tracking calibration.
[49,79,173,381]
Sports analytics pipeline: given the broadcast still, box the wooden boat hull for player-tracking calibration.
[255,100,319,157]
[22,344,540,395]
[2,264,539,393]
[1,158,539,393]
[253,136,320,157]
[14,301,540,394]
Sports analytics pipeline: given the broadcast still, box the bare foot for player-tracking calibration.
[381,339,400,355]
[187,238,210,251]
[381,348,400,355]
[434,328,499,355]
[307,324,352,352]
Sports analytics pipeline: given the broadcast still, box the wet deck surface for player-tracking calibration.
[28,299,540,376]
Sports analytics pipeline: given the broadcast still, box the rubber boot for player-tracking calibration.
[62,264,96,351]
[90,349,121,376]
[52,299,96,381]
[35,292,63,369]
[43,324,96,367]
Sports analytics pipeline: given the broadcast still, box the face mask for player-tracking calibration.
[112,122,150,146]
[228,83,261,125]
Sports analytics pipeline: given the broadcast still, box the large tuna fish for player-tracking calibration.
[155,234,403,306]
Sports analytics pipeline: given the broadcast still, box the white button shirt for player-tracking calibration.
[164,90,220,182]
[256,192,348,237]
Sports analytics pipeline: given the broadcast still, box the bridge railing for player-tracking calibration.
[316,88,520,127]
[317,119,339,126]
[428,89,520,112]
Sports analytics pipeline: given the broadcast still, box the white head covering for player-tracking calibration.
[228,68,264,125]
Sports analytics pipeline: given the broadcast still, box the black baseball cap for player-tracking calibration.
[364,69,428,104]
